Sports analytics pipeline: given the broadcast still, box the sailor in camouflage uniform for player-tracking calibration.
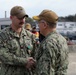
[33,9,69,75]
[0,6,36,75]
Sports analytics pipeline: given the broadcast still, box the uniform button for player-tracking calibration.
[20,45,23,49]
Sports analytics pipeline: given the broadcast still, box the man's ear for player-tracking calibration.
[43,22,48,29]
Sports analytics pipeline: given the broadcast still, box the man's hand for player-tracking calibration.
[25,57,36,70]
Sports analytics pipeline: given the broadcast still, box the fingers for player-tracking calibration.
[26,57,36,70]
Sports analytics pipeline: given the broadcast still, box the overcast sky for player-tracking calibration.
[0,0,76,18]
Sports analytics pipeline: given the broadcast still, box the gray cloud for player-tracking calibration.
[0,0,76,18]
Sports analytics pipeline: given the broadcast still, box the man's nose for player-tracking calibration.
[20,19,24,22]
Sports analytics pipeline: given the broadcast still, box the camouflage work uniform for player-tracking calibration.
[0,26,36,75]
[35,31,69,75]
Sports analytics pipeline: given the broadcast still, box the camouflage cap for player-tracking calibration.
[33,9,58,23]
[10,6,28,19]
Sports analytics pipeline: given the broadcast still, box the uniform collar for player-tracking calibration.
[45,31,57,39]
[9,26,27,38]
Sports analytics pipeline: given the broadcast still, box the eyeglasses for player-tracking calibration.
[38,20,46,24]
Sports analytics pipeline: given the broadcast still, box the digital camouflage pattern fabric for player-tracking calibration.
[35,31,69,75]
[0,26,36,75]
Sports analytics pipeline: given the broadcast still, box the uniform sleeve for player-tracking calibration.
[36,42,52,75]
[0,37,28,66]
[36,52,51,75]
[31,34,37,58]
[47,41,68,75]
[36,40,68,75]
[46,41,68,75]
